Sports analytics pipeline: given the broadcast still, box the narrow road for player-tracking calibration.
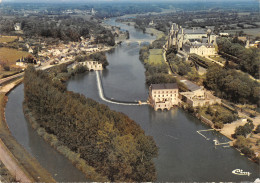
[0,140,32,183]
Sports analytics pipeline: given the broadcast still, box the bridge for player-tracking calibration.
[122,39,154,45]
[96,71,147,106]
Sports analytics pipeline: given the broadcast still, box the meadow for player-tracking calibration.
[0,47,30,66]
[148,49,164,65]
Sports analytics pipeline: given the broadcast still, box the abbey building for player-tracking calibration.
[167,23,217,58]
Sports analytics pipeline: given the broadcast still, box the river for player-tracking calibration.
[5,17,259,182]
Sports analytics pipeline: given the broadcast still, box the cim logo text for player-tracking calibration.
[232,169,251,176]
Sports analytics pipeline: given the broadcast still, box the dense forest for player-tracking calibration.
[204,65,260,106]
[217,37,260,79]
[24,66,158,182]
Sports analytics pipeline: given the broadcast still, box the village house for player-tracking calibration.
[149,83,179,111]
[14,23,22,31]
[16,58,26,67]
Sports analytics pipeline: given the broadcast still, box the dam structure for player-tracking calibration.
[96,71,147,106]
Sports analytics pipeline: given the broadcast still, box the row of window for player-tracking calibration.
[154,94,177,98]
[153,90,177,94]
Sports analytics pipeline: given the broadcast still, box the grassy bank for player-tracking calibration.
[0,79,56,182]
[145,28,165,39]
[0,160,15,182]
[0,47,30,66]
[147,49,164,65]
[23,105,108,181]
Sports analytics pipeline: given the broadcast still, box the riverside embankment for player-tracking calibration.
[0,79,55,183]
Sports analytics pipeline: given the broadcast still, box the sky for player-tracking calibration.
[1,0,258,2]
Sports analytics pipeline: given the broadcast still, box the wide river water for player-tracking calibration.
[5,18,259,181]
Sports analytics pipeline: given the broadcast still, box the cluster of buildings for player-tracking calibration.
[167,23,218,60]
[148,81,221,111]
[37,37,109,65]
[62,8,96,16]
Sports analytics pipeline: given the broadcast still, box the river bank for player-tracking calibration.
[23,104,107,181]
[0,79,55,183]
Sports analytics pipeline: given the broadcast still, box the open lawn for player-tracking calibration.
[0,47,30,66]
[0,36,17,44]
[225,28,260,38]
[148,49,164,65]
[146,28,165,39]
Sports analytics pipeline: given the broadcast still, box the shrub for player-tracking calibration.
[214,122,224,129]
[233,135,249,149]
[3,65,10,71]
[241,147,255,158]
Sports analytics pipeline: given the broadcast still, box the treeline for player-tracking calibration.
[233,122,260,164]
[204,65,260,106]
[93,3,163,19]
[24,66,158,182]
[217,37,260,79]
[0,15,115,46]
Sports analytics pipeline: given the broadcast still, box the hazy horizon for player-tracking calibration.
[1,0,258,3]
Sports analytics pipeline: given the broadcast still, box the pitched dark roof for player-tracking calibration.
[151,83,178,90]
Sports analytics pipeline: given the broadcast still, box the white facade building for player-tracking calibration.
[73,61,103,71]
[149,83,179,111]
[167,23,217,58]
[14,23,22,31]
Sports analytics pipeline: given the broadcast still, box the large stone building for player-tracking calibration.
[149,83,179,111]
[73,61,103,71]
[167,23,217,58]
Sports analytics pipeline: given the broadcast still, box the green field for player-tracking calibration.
[146,28,165,39]
[0,47,30,66]
[225,28,260,38]
[148,49,164,65]
[0,36,17,43]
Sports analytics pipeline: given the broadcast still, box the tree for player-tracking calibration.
[234,135,249,149]
[241,147,255,158]
[3,65,10,71]
[233,122,254,138]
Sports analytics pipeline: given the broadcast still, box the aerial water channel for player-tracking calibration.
[5,17,259,182]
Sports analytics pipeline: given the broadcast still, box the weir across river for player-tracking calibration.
[96,71,147,106]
